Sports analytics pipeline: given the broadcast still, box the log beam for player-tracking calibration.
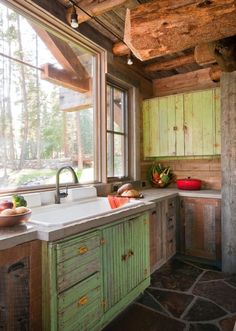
[112,42,130,57]
[194,43,216,66]
[41,64,90,93]
[66,0,129,24]
[153,67,220,97]
[124,0,236,61]
[32,24,89,79]
[144,53,195,73]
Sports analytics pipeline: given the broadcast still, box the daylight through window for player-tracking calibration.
[107,83,128,178]
[0,2,98,191]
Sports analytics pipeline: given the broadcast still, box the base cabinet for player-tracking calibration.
[150,197,177,272]
[101,213,150,326]
[179,197,221,263]
[43,212,150,331]
[0,241,42,331]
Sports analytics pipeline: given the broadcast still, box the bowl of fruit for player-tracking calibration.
[0,195,31,227]
[147,163,175,188]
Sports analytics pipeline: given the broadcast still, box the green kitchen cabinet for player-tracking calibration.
[101,212,150,326]
[42,212,150,331]
[143,94,184,157]
[42,230,103,331]
[143,88,220,158]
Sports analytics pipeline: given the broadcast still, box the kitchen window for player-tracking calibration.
[0,1,104,192]
[107,83,128,179]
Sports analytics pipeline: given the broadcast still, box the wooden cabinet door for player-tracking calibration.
[180,197,221,262]
[149,200,167,272]
[143,88,220,158]
[125,213,149,293]
[184,88,221,156]
[0,241,42,331]
[102,214,150,311]
[143,95,184,157]
[102,222,126,312]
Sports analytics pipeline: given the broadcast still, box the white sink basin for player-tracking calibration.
[29,197,144,227]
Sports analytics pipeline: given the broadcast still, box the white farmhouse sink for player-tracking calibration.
[29,197,144,227]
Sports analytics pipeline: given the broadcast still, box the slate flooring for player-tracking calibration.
[103,258,236,331]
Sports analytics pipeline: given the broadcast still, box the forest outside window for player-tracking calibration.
[107,83,128,179]
[0,2,99,191]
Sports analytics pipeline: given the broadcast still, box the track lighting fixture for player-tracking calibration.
[127,53,133,65]
[70,5,79,28]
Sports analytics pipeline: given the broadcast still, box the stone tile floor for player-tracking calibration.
[103,258,236,331]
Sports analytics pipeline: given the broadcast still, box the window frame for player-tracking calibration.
[0,0,107,194]
[106,82,129,180]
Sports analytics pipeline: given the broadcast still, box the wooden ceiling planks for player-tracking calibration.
[55,0,236,80]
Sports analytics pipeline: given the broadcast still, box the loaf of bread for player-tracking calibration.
[121,189,140,198]
[117,183,133,195]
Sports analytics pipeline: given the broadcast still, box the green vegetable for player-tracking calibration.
[12,195,27,208]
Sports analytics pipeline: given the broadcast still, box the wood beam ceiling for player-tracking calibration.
[66,0,129,24]
[124,0,236,61]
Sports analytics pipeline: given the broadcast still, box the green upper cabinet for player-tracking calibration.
[143,88,221,158]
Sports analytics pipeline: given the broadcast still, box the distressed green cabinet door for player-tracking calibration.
[102,214,150,313]
[102,222,126,312]
[142,95,184,157]
[143,88,220,157]
[125,213,150,293]
[184,88,221,156]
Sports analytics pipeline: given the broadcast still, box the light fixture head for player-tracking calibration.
[71,6,79,28]
[127,53,133,65]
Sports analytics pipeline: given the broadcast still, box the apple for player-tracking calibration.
[0,200,14,212]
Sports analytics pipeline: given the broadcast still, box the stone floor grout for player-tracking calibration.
[103,258,236,331]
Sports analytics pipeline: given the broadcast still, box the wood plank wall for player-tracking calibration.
[142,70,222,190]
[140,158,221,190]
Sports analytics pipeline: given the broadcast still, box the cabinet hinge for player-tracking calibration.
[100,238,106,246]
[144,219,147,225]
[101,300,107,307]
[144,268,148,277]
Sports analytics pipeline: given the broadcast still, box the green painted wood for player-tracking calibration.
[149,98,160,156]
[102,213,150,317]
[57,249,100,292]
[102,222,126,312]
[142,100,150,157]
[143,88,221,158]
[125,213,150,293]
[48,242,59,331]
[102,277,150,327]
[58,273,102,331]
[56,231,100,263]
[167,95,176,156]
[44,212,150,331]
[158,97,169,156]
[175,94,185,156]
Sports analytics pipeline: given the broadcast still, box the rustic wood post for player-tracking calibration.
[221,71,236,274]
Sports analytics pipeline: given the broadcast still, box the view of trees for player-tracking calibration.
[0,4,95,189]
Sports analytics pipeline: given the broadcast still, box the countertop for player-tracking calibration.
[0,188,221,250]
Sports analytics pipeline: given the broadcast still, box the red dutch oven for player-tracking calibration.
[176,177,202,190]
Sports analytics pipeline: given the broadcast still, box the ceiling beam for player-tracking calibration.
[124,0,236,61]
[195,43,216,66]
[41,64,90,93]
[66,0,129,24]
[112,41,130,56]
[144,53,196,73]
[32,24,89,79]
[153,67,220,97]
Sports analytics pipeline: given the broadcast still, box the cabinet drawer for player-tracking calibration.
[56,232,101,292]
[58,273,102,331]
[57,248,100,292]
[56,231,100,263]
